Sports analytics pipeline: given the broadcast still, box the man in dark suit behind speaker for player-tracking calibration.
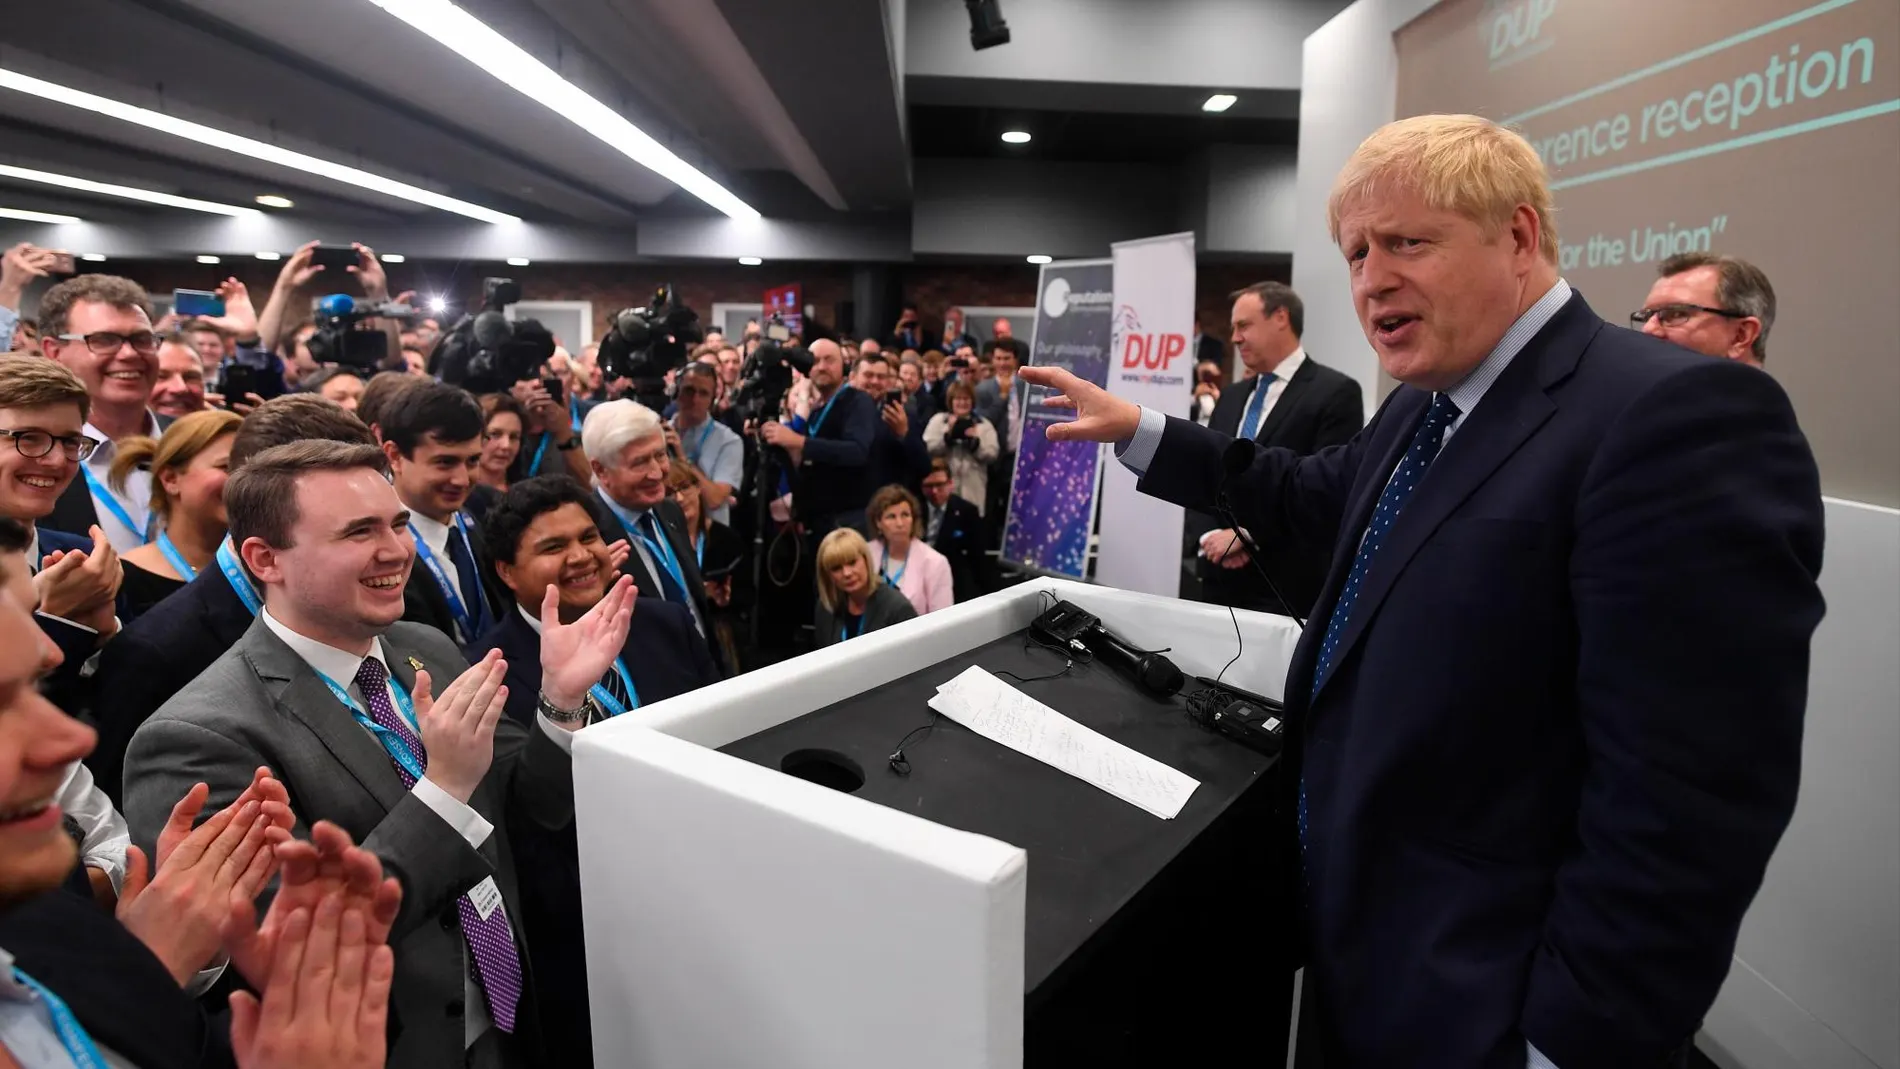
[1192,281,1364,618]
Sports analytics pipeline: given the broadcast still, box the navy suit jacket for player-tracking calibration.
[88,564,255,805]
[593,495,727,676]
[1138,293,1824,1068]
[476,597,718,1068]
[794,385,877,523]
[41,411,173,539]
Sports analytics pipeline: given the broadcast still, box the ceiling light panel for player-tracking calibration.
[0,206,81,224]
[363,0,760,221]
[0,67,518,223]
[0,162,257,216]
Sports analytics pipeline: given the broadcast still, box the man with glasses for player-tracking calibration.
[1632,252,1776,368]
[664,363,743,527]
[921,458,985,602]
[37,275,171,551]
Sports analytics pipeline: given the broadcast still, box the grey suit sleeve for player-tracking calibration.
[124,714,499,944]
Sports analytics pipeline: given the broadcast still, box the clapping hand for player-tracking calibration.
[411,650,510,803]
[1018,365,1142,444]
[226,820,401,994]
[539,574,634,718]
[228,890,394,1069]
[35,525,123,637]
[606,539,631,572]
[117,768,294,984]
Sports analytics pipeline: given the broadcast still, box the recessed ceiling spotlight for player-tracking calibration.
[738,256,763,266]
[1026,254,1053,264]
[1202,94,1238,113]
[80,253,107,262]
[505,257,531,266]
[254,251,282,260]
[0,207,81,224]
[381,253,406,263]
[195,254,222,264]
[1000,130,1032,144]
[255,194,294,208]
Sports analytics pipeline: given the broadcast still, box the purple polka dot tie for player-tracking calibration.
[1300,393,1460,859]
[355,656,522,1033]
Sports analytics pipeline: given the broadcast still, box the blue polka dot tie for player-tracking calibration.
[1299,392,1460,858]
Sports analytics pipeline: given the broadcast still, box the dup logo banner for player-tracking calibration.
[1096,232,1195,598]
[1002,259,1114,577]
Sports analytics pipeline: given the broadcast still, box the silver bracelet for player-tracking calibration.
[537,691,593,724]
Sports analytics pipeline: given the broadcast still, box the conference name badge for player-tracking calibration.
[469,875,504,922]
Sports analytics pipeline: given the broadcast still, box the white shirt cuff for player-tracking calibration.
[537,711,578,753]
[413,775,494,850]
[1527,1041,1559,1069]
[35,609,98,635]
[1114,406,1167,477]
[185,958,228,998]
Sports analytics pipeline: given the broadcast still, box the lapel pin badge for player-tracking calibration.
[406,656,425,672]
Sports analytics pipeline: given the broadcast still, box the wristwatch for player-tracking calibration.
[537,691,594,724]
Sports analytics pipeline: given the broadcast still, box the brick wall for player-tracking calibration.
[92,255,1289,360]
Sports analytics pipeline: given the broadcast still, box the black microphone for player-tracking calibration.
[1078,620,1184,697]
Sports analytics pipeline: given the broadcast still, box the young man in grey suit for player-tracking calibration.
[122,439,636,1069]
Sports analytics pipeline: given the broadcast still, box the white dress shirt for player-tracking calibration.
[81,414,159,553]
[1233,347,1307,439]
[597,488,707,638]
[406,511,464,596]
[55,762,128,895]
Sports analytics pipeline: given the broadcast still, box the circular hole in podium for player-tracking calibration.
[779,748,865,794]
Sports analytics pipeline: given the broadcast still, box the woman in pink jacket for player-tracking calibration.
[865,484,955,615]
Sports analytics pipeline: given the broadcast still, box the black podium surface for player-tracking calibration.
[721,628,1295,1063]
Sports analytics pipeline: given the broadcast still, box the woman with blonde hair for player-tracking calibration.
[109,408,242,618]
[865,484,953,615]
[813,526,916,648]
[923,379,1000,516]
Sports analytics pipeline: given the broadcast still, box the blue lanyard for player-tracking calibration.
[807,387,845,437]
[408,516,484,643]
[589,657,640,718]
[528,433,552,476]
[13,968,107,1069]
[599,492,690,602]
[682,419,715,468]
[157,529,197,580]
[569,395,583,434]
[840,613,862,642]
[80,465,148,545]
[693,532,704,570]
[315,669,424,781]
[217,538,263,615]
[880,551,907,586]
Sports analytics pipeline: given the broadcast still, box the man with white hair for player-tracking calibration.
[1024,114,1823,1068]
[581,399,724,672]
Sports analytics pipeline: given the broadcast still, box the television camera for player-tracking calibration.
[305,293,418,371]
[432,278,557,394]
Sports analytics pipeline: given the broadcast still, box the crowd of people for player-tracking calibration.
[0,107,1792,1066]
[0,239,1053,1068]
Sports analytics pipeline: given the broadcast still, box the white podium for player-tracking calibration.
[573,578,1302,1069]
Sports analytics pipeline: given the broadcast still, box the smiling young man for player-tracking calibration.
[1023,114,1823,1069]
[37,275,170,552]
[123,439,635,1069]
[379,379,499,646]
[150,332,211,419]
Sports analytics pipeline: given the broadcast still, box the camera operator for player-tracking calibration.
[509,373,594,486]
[257,240,403,374]
[922,380,1000,518]
[1189,358,1223,426]
[665,363,743,526]
[758,339,876,536]
[852,351,928,496]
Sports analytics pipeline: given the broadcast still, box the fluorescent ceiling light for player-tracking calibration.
[255,194,294,208]
[1000,130,1032,144]
[737,256,762,266]
[1202,93,1238,113]
[80,253,107,262]
[363,0,760,221]
[506,257,531,266]
[254,251,282,260]
[381,253,406,263]
[1026,254,1053,264]
[196,255,222,264]
[0,206,81,224]
[0,67,517,224]
[0,162,256,216]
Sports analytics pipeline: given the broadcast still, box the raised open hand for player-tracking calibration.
[226,820,401,993]
[539,574,634,715]
[228,891,394,1069]
[1017,364,1142,444]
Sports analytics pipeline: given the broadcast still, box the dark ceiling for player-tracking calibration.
[910,105,1299,164]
